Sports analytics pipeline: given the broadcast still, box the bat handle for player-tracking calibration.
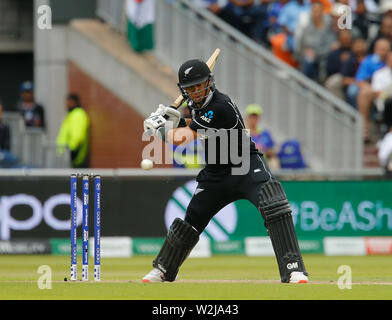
[144,129,153,137]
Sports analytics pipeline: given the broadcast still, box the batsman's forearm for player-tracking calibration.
[165,127,197,146]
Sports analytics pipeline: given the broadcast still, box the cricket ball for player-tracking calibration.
[141,159,153,170]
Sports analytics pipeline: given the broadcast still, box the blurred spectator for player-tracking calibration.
[276,0,310,52]
[335,0,380,13]
[252,0,273,45]
[363,0,382,14]
[346,38,387,111]
[267,0,290,38]
[245,103,279,169]
[270,32,299,67]
[192,0,228,15]
[342,38,369,106]
[356,38,390,142]
[324,29,353,99]
[368,15,392,53]
[212,1,260,38]
[192,0,236,25]
[377,94,392,178]
[329,3,361,45]
[294,0,332,53]
[16,81,45,129]
[0,102,19,168]
[269,0,303,67]
[353,0,372,39]
[326,29,353,78]
[202,0,272,42]
[315,0,332,13]
[371,51,392,115]
[0,102,10,151]
[335,0,353,9]
[56,94,90,168]
[295,1,336,82]
[379,0,392,18]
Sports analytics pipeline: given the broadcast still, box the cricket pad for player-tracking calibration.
[153,218,199,281]
[258,180,308,283]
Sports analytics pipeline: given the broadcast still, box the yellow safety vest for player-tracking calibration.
[56,107,89,167]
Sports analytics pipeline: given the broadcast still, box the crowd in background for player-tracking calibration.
[2,1,392,173]
[0,83,90,169]
[192,0,392,146]
[0,82,45,168]
[186,0,392,175]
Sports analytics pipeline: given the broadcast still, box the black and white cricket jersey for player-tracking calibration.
[188,90,260,171]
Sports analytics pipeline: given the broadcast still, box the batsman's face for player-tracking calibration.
[185,80,210,105]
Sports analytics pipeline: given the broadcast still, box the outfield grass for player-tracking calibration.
[0,255,391,300]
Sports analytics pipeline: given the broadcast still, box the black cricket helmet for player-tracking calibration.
[177,59,215,109]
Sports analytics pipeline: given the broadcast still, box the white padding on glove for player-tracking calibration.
[144,104,182,136]
[150,104,167,117]
[164,106,181,129]
[143,114,166,135]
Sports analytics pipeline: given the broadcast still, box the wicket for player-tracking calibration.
[70,174,101,281]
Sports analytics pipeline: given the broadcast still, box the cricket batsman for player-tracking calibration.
[142,58,309,283]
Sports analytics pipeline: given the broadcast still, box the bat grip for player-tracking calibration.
[144,129,153,137]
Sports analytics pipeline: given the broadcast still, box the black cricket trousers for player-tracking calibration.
[184,153,274,233]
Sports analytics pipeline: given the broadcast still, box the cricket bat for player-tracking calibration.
[144,49,221,136]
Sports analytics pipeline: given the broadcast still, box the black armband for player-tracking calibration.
[178,118,187,128]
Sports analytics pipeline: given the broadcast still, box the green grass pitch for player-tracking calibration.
[0,255,391,300]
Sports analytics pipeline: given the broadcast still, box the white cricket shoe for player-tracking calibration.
[142,268,165,283]
[289,271,308,284]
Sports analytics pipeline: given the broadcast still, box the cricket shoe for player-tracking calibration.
[142,268,165,283]
[289,271,308,284]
